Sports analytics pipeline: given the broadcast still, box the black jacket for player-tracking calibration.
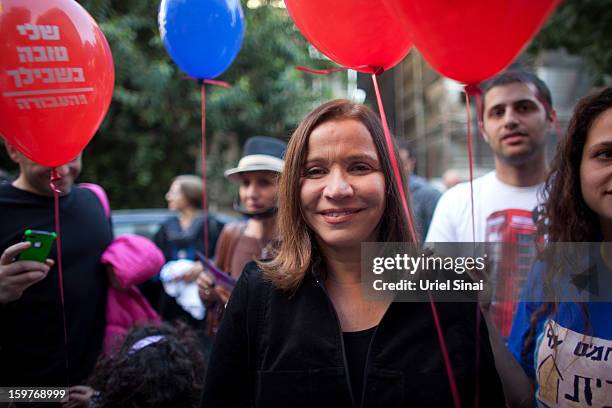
[202,262,505,407]
[0,184,111,386]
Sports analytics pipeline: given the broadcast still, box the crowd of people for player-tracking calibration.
[0,70,610,407]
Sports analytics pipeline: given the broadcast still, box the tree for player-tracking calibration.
[528,0,612,83]
[87,0,339,209]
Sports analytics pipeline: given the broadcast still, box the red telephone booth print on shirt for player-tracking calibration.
[485,209,537,337]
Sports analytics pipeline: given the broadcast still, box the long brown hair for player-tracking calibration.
[539,86,612,242]
[260,99,413,291]
[523,87,612,359]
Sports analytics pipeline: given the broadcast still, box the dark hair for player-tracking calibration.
[482,70,553,117]
[88,322,205,408]
[173,175,204,209]
[260,99,413,291]
[523,86,612,360]
[539,86,612,242]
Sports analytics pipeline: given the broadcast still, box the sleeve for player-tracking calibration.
[153,223,169,262]
[425,189,458,242]
[207,214,226,259]
[506,260,547,379]
[507,301,543,379]
[421,188,442,238]
[213,226,230,269]
[201,266,255,408]
[214,223,244,273]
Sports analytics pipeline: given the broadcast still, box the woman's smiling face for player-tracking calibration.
[580,108,612,237]
[300,119,386,251]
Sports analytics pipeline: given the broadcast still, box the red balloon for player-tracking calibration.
[383,0,560,84]
[0,0,114,167]
[284,0,412,74]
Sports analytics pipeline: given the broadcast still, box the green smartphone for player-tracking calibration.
[17,229,57,262]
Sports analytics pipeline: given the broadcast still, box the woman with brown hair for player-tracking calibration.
[155,175,223,265]
[202,100,504,407]
[507,87,612,407]
[149,175,225,324]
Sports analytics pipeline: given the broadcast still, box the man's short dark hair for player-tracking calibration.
[482,70,553,112]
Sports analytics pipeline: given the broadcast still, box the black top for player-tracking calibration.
[153,213,224,262]
[0,184,112,386]
[343,326,377,408]
[149,213,224,322]
[202,261,506,407]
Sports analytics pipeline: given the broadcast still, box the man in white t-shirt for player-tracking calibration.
[425,70,558,407]
[426,71,556,335]
[426,70,555,243]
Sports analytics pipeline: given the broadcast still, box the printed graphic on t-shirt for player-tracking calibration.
[485,209,537,337]
[535,319,612,407]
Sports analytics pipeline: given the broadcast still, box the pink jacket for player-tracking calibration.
[101,234,164,354]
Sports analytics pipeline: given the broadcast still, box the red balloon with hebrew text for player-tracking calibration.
[0,0,114,167]
[383,0,560,84]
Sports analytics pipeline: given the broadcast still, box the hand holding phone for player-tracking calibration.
[0,241,54,304]
[17,229,56,262]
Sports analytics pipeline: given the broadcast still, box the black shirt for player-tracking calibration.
[343,326,377,408]
[203,262,506,407]
[0,184,112,386]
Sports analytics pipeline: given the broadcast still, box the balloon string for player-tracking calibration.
[474,304,481,408]
[427,292,462,408]
[196,79,231,258]
[182,76,232,89]
[370,74,418,243]
[463,90,477,244]
[467,84,484,136]
[50,170,69,385]
[200,83,210,259]
[373,73,460,408]
[203,79,232,89]
[296,64,382,75]
[296,66,350,75]
[464,86,480,408]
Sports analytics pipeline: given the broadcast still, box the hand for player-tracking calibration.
[106,265,123,289]
[197,270,219,304]
[215,285,231,305]
[62,385,95,408]
[0,242,53,304]
[183,261,203,282]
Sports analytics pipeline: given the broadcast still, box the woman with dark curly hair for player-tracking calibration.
[63,322,205,408]
[507,87,612,407]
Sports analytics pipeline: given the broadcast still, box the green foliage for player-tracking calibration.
[528,0,612,83]
[84,0,334,209]
[0,0,333,208]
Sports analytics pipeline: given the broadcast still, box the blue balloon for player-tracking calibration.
[159,0,245,79]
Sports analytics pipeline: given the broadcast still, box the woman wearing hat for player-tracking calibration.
[198,136,285,334]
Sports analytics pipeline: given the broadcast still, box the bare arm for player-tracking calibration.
[483,311,535,408]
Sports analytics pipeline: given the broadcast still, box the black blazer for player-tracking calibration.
[202,262,505,407]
